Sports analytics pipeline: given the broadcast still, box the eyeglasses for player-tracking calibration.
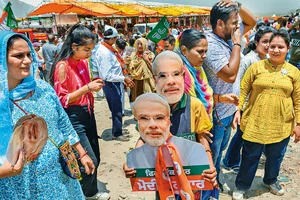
[137,115,168,124]
[155,71,184,81]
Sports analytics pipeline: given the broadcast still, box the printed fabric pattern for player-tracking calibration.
[0,80,83,199]
[0,31,83,199]
[177,50,214,119]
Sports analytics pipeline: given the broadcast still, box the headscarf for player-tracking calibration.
[177,49,214,119]
[134,37,148,54]
[0,31,38,165]
[128,37,154,80]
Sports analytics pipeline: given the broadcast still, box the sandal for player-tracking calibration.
[112,135,130,141]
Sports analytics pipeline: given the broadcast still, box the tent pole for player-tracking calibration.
[52,14,58,34]
[145,14,148,33]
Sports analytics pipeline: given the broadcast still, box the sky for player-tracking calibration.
[14,0,300,16]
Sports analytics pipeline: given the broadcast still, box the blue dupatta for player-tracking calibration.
[0,31,37,165]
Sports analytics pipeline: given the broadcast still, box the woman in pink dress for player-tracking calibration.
[50,24,109,200]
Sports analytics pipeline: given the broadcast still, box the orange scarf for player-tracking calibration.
[155,135,194,200]
[101,42,128,75]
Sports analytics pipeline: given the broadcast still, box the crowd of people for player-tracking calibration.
[0,0,300,199]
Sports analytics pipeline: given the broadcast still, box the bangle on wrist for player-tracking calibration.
[87,83,90,91]
[234,43,241,48]
[205,149,212,155]
[78,151,88,160]
[218,94,221,103]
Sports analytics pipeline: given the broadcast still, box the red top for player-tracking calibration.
[54,57,94,109]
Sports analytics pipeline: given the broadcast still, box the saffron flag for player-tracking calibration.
[147,16,170,44]
[0,2,18,30]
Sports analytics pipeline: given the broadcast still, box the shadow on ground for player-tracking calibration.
[124,118,137,128]
[100,129,113,141]
[220,164,272,199]
[123,109,132,116]
[100,128,135,142]
[97,180,110,193]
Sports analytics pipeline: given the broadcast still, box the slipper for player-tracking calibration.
[112,135,130,141]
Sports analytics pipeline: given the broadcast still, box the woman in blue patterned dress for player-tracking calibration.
[0,31,95,199]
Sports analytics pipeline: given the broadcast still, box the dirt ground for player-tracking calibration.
[93,96,300,200]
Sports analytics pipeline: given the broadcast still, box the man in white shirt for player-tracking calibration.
[92,25,134,141]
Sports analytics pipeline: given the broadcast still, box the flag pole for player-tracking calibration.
[145,14,148,33]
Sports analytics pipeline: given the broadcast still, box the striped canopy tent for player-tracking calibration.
[28,2,120,17]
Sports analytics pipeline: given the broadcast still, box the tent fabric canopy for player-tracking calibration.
[128,4,158,15]
[28,2,211,17]
[105,4,142,16]
[152,6,183,16]
[29,3,72,16]
[76,2,121,16]
[61,5,102,16]
[29,3,98,16]
[152,6,210,16]
[179,6,210,15]
[28,2,120,17]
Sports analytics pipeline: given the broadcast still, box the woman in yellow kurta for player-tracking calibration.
[232,30,300,200]
[124,38,156,102]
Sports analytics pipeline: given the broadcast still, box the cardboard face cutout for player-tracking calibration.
[6,114,48,165]
[127,136,213,192]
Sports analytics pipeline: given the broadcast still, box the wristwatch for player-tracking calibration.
[235,1,242,10]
